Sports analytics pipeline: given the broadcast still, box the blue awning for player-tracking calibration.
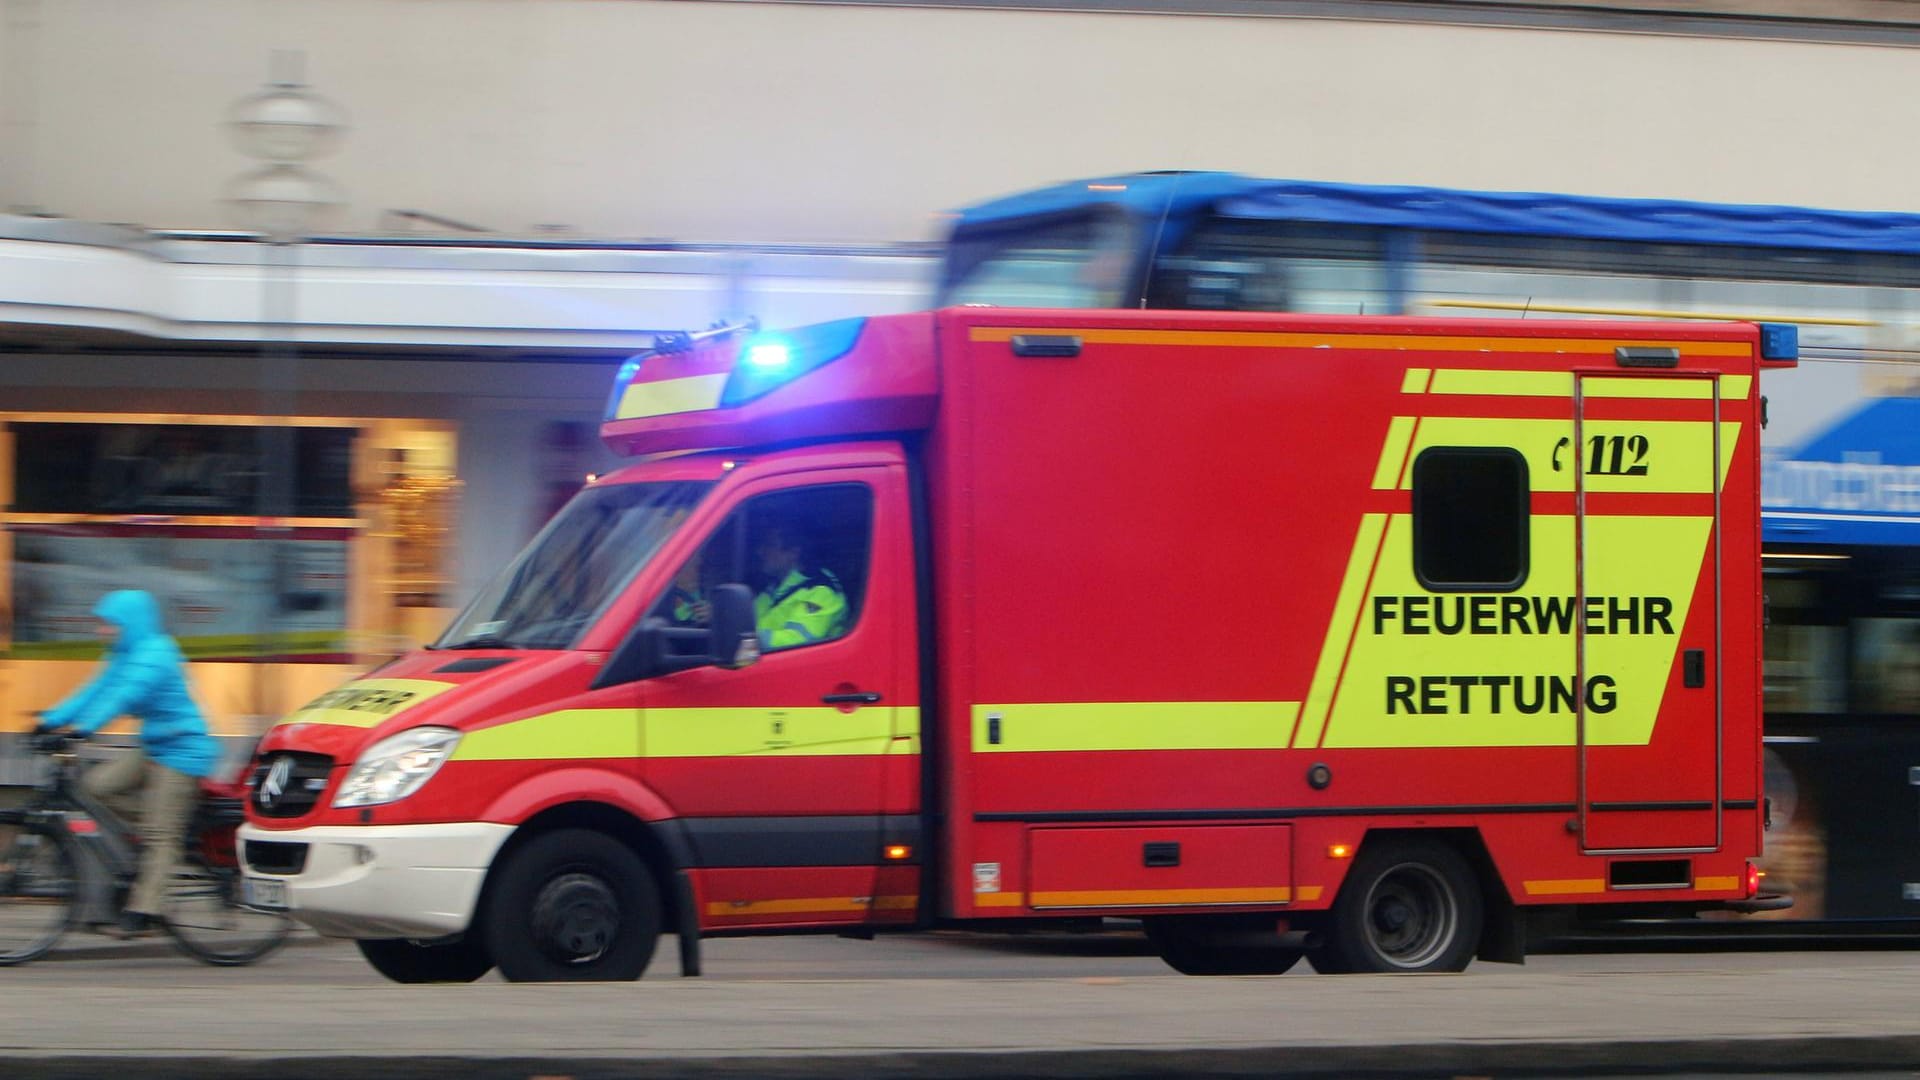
[952,171,1920,256]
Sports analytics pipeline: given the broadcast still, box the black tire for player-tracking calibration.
[0,821,78,965]
[482,829,660,982]
[1309,838,1483,974]
[357,937,495,983]
[163,865,294,966]
[1144,916,1303,976]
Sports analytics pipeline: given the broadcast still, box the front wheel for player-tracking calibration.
[1309,839,1483,974]
[0,821,78,965]
[163,866,293,966]
[358,937,494,983]
[482,829,660,982]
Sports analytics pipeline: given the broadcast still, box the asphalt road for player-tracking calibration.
[9,929,1920,1078]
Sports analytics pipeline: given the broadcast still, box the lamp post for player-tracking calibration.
[224,53,347,727]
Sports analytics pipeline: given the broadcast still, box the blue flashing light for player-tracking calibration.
[721,318,868,407]
[603,354,647,423]
[746,342,793,369]
[1758,322,1799,362]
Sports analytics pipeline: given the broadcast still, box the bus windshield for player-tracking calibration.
[437,480,712,651]
[939,211,1141,309]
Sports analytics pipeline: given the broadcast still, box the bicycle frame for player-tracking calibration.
[20,749,170,926]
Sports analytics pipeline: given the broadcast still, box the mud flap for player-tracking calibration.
[674,870,703,977]
[1476,889,1526,965]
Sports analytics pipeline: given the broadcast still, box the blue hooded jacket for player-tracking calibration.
[42,590,221,779]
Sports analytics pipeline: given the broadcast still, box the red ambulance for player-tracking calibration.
[239,307,1791,981]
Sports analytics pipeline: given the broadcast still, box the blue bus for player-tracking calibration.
[939,172,1920,924]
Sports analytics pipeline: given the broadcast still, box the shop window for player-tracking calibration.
[1412,447,1529,592]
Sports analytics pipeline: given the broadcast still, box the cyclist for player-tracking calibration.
[33,590,221,938]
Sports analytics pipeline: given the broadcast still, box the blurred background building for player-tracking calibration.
[3,0,1920,754]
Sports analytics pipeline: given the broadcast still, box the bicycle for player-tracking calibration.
[0,731,291,966]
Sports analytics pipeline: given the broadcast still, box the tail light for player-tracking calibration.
[1746,861,1762,898]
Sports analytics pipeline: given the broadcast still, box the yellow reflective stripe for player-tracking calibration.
[1292,513,1387,748]
[648,707,910,758]
[974,892,1028,907]
[1430,369,1570,397]
[615,373,728,420]
[1372,417,1417,489]
[275,678,458,729]
[1400,367,1430,394]
[969,326,1751,356]
[454,708,640,761]
[970,702,1299,753]
[1030,887,1301,908]
[445,706,921,761]
[1696,876,1740,891]
[1524,878,1606,896]
[1429,371,1752,401]
[706,894,917,917]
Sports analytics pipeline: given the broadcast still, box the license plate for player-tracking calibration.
[244,877,289,910]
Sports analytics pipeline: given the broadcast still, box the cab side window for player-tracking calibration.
[651,484,874,652]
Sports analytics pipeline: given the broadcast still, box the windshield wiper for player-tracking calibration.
[443,632,514,650]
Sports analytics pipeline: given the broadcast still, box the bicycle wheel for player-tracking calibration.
[0,820,79,965]
[163,864,292,966]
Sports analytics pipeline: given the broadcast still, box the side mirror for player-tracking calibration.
[591,583,760,690]
[707,583,760,670]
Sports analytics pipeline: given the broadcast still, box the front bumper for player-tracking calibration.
[237,821,514,939]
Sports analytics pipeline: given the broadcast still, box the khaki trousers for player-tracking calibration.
[82,753,198,916]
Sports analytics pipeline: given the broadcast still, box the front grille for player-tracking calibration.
[244,840,310,875]
[249,752,333,818]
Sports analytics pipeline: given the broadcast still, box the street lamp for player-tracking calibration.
[224,54,348,727]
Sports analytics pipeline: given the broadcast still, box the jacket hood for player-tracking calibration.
[94,589,164,650]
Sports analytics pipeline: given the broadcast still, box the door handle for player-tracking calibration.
[822,691,882,705]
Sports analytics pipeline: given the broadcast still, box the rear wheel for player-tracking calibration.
[482,829,660,982]
[163,865,293,966]
[1309,839,1482,974]
[357,937,494,983]
[0,821,78,965]
[1144,915,1302,976]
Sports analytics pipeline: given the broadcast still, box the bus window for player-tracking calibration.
[1144,217,1390,315]
[1763,570,1845,715]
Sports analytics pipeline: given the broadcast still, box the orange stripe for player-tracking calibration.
[1030,886,1298,908]
[969,326,1751,357]
[975,892,1028,907]
[1695,876,1740,891]
[1523,878,1606,896]
[705,894,917,917]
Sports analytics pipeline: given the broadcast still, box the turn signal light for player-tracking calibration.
[885,845,912,861]
[1327,844,1353,859]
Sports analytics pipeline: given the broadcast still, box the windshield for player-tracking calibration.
[939,211,1142,309]
[437,480,713,650]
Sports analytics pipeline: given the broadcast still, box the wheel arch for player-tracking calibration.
[1352,825,1521,964]
[476,798,696,971]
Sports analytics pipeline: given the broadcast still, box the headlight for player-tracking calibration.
[333,727,461,808]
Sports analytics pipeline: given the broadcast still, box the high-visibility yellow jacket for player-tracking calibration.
[756,569,848,649]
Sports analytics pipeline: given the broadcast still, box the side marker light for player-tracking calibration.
[1327,844,1353,859]
[885,845,912,861]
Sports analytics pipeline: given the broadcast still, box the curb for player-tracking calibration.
[6,1037,1920,1079]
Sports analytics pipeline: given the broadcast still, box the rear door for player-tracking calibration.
[1575,372,1724,853]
